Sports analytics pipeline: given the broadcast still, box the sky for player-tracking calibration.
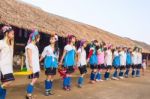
[21,0,150,44]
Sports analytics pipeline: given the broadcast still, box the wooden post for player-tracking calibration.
[146,54,149,67]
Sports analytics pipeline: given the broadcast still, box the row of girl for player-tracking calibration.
[0,25,144,99]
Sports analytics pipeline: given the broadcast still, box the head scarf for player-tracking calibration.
[2,25,13,35]
[28,29,39,44]
[67,34,75,44]
[79,39,86,48]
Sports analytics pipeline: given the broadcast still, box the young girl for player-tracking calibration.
[0,25,15,99]
[142,59,146,76]
[77,40,87,88]
[25,30,40,99]
[60,35,76,91]
[131,47,138,77]
[96,42,105,81]
[87,40,98,83]
[119,47,127,79]
[104,44,112,80]
[125,48,132,78]
[40,35,59,96]
[112,47,120,80]
[136,48,142,77]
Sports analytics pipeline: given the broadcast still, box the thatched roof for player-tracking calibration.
[0,0,150,53]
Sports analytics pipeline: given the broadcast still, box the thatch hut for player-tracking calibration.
[0,0,150,66]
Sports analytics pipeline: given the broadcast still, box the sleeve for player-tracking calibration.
[64,45,68,51]
[88,48,94,59]
[26,44,32,50]
[41,47,47,58]
[77,48,81,54]
[114,51,117,57]
[0,41,3,50]
[119,52,122,56]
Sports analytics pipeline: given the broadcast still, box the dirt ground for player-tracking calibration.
[6,67,150,99]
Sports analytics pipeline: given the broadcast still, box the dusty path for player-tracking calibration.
[7,68,150,99]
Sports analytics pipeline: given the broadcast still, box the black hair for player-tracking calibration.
[50,35,59,55]
[133,46,138,51]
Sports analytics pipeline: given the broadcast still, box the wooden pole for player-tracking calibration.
[146,54,149,67]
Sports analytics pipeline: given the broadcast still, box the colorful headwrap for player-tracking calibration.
[67,34,75,44]
[80,39,86,48]
[28,29,39,44]
[2,25,13,34]
[105,44,112,49]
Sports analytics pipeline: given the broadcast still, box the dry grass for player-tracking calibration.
[0,0,149,53]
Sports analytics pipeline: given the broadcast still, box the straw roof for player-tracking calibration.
[0,0,150,53]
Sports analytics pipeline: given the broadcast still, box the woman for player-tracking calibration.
[119,47,127,79]
[25,30,40,99]
[77,39,87,88]
[60,35,76,91]
[87,40,98,83]
[40,34,59,96]
[125,48,132,78]
[104,44,113,80]
[96,42,105,81]
[131,47,138,77]
[112,47,120,80]
[136,48,142,77]
[0,25,15,99]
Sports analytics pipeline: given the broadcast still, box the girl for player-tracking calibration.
[0,25,15,99]
[131,47,138,78]
[112,47,120,80]
[96,42,105,81]
[60,35,76,91]
[40,35,59,96]
[119,47,127,79]
[142,59,146,76]
[25,30,40,99]
[136,48,142,77]
[125,48,132,78]
[77,40,87,88]
[104,44,113,80]
[87,40,98,83]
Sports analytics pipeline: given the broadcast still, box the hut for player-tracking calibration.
[0,0,150,67]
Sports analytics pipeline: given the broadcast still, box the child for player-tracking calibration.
[77,40,87,88]
[0,25,15,99]
[25,30,40,99]
[125,48,132,78]
[60,35,76,91]
[119,47,127,79]
[142,59,146,76]
[87,40,98,83]
[136,48,142,77]
[131,47,138,77]
[40,34,59,96]
[96,42,105,81]
[112,47,120,80]
[104,44,113,80]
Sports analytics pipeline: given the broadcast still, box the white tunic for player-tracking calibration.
[41,45,57,58]
[25,43,40,73]
[64,44,76,52]
[104,50,112,66]
[119,51,127,66]
[0,40,13,75]
[132,52,138,65]
[137,53,142,64]
[114,51,119,57]
[77,48,87,66]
